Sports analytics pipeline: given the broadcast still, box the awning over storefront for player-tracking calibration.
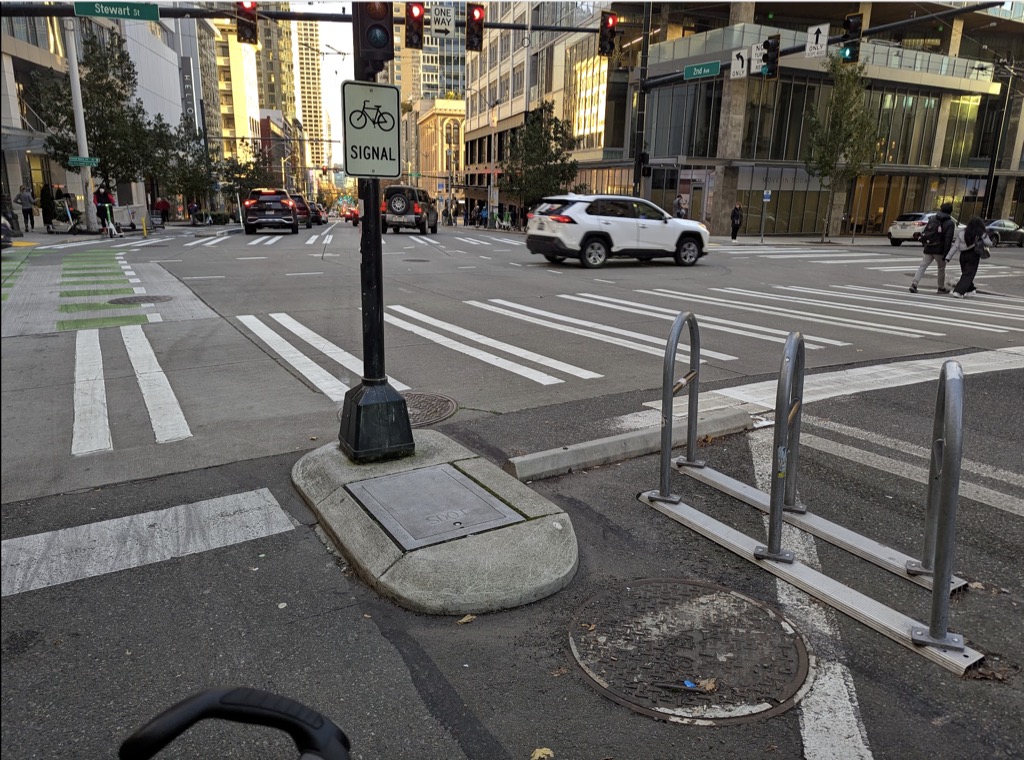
[1,125,49,153]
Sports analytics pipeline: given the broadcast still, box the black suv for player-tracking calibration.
[290,193,314,229]
[381,185,438,234]
[244,188,299,234]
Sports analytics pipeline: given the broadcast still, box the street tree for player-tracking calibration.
[216,149,277,206]
[160,116,215,207]
[804,54,879,242]
[497,101,581,215]
[29,29,150,189]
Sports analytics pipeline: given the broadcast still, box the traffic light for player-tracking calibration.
[405,2,424,50]
[353,2,395,63]
[761,34,781,79]
[840,12,864,63]
[466,3,485,52]
[598,11,618,57]
[236,1,258,46]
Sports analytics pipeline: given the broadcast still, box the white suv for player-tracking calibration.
[525,194,709,268]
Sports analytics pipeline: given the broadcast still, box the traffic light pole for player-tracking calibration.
[338,27,415,463]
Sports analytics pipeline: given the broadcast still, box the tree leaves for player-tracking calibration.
[497,101,581,212]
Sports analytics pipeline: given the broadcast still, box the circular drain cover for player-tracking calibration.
[569,579,810,725]
[403,392,458,427]
[108,295,173,305]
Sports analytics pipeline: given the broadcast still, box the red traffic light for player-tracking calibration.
[604,12,617,29]
[240,0,256,8]
[409,2,423,18]
[471,5,485,21]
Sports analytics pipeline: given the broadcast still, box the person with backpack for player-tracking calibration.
[909,202,955,294]
[946,216,991,298]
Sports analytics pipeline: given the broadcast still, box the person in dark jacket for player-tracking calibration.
[730,202,742,240]
[909,202,955,294]
[947,216,990,298]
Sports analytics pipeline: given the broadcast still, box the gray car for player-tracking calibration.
[985,219,1024,247]
[381,185,438,234]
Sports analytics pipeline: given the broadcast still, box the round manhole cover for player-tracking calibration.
[403,392,458,427]
[108,295,174,305]
[569,579,811,725]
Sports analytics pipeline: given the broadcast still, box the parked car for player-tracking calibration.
[525,194,709,268]
[380,185,438,234]
[886,211,963,246]
[985,218,1024,247]
[290,194,314,228]
[243,188,299,235]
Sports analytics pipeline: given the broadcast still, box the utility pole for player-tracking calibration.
[62,17,98,233]
[631,4,652,197]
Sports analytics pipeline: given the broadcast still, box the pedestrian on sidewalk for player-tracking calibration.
[947,216,990,299]
[41,183,56,233]
[673,194,686,218]
[14,185,35,231]
[154,197,170,225]
[730,202,742,240]
[909,202,955,294]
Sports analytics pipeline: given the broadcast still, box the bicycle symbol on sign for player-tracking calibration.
[348,100,396,132]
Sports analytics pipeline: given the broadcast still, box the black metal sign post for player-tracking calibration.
[339,5,414,463]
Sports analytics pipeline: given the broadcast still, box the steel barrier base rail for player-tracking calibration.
[674,462,968,595]
[638,490,983,676]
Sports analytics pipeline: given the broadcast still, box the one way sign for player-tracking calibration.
[432,5,453,36]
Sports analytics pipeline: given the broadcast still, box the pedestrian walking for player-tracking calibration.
[730,202,742,240]
[673,194,686,219]
[14,185,35,231]
[947,216,991,299]
[480,206,488,228]
[41,183,56,233]
[188,201,200,226]
[155,197,171,225]
[909,202,955,294]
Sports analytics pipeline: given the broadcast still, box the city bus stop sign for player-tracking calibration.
[342,81,401,178]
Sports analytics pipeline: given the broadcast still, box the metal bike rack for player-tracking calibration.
[648,311,704,505]
[907,360,967,652]
[638,325,982,674]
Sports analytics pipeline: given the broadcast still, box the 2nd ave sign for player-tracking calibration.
[342,81,401,178]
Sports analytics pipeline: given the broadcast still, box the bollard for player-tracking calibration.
[648,311,703,504]
[910,360,966,651]
[754,331,805,563]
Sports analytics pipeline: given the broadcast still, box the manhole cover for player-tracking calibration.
[569,579,810,726]
[403,392,458,427]
[108,295,174,304]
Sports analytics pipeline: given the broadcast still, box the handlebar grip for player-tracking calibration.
[119,687,350,760]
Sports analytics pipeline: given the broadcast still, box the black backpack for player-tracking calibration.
[920,216,944,253]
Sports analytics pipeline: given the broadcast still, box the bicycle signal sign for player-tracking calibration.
[342,81,400,178]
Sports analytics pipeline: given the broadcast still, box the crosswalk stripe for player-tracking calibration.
[306,235,320,245]
[456,236,483,245]
[263,236,281,246]
[71,329,112,456]
[120,325,192,443]
[846,285,1024,310]
[0,489,293,597]
[383,312,564,385]
[267,313,409,391]
[183,238,206,247]
[492,297,739,360]
[389,305,601,379]
[238,315,351,402]
[323,235,333,245]
[202,237,226,247]
[247,237,265,246]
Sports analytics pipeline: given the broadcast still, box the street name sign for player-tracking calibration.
[730,49,747,79]
[751,41,766,75]
[74,2,159,21]
[431,5,454,36]
[806,23,827,57]
[342,81,400,178]
[68,156,100,167]
[684,61,721,80]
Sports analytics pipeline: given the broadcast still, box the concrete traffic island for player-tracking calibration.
[292,429,578,615]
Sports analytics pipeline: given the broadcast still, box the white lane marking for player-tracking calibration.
[749,430,874,760]
[268,313,409,391]
[825,285,1024,318]
[509,262,523,266]
[306,235,320,245]
[237,256,268,260]
[752,252,884,259]
[823,257,922,264]
[248,237,265,246]
[120,325,192,443]
[456,237,484,245]
[285,272,323,276]
[645,289,940,339]
[593,278,616,284]
[389,305,601,379]
[263,236,282,246]
[411,236,434,246]
[134,286,147,294]
[479,255,492,260]
[238,315,351,402]
[490,298,738,362]
[0,489,293,597]
[458,266,477,269]
[570,293,846,349]
[202,237,227,247]
[383,313,563,385]
[323,235,333,245]
[182,276,226,280]
[71,330,112,456]
[183,238,207,247]
[147,314,163,323]
[872,284,1024,306]
[468,300,693,362]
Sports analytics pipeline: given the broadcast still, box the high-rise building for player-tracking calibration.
[295,20,325,170]
[212,19,261,161]
[257,12,298,120]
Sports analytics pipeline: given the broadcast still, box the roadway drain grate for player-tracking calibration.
[569,579,811,725]
[402,392,458,427]
[107,295,174,305]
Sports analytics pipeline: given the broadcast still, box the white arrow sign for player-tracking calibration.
[431,5,454,36]
[806,23,827,57]
[342,81,400,178]
[731,48,747,79]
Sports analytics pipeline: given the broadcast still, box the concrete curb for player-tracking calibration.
[503,407,753,482]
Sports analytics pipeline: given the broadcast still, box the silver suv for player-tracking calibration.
[525,194,709,268]
[381,185,438,234]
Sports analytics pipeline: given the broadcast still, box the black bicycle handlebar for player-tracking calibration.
[119,687,351,760]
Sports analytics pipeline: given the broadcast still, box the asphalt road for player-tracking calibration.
[2,222,1022,758]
